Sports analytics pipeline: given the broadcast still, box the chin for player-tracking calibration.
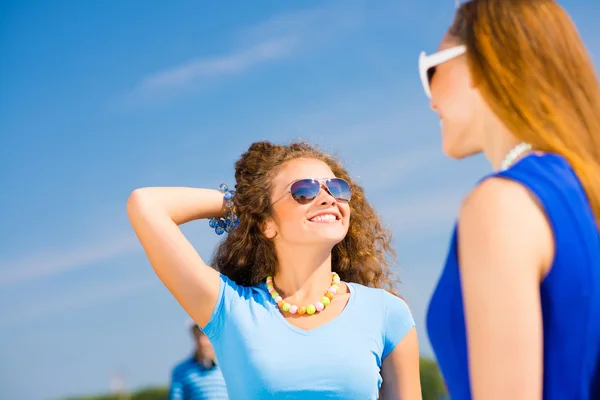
[305,228,347,247]
[313,232,347,245]
[441,137,480,160]
[442,146,471,160]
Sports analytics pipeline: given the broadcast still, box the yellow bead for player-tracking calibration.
[282,302,291,312]
[321,296,330,307]
[306,304,316,315]
[332,284,339,291]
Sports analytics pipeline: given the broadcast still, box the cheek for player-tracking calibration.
[343,204,351,219]
[436,79,475,125]
[446,95,473,123]
[273,204,307,231]
[341,205,351,227]
[433,63,471,104]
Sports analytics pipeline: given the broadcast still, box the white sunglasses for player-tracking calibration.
[418,45,467,98]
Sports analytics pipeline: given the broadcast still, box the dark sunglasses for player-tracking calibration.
[273,178,352,205]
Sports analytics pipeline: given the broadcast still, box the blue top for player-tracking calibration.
[203,274,415,400]
[427,153,600,399]
[169,356,229,399]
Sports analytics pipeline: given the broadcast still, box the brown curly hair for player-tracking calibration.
[210,140,400,294]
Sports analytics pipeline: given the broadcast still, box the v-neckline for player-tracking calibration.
[259,281,356,336]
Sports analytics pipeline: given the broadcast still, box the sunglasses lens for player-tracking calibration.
[290,179,321,204]
[326,178,351,202]
[289,178,352,204]
[427,66,436,84]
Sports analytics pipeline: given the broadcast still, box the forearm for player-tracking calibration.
[128,187,226,225]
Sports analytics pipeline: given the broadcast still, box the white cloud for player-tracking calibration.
[124,3,367,104]
[235,3,365,49]
[138,37,297,93]
[0,233,139,287]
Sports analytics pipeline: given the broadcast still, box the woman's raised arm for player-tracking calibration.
[127,187,226,328]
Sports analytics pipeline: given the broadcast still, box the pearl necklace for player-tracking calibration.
[499,142,532,171]
[266,272,341,316]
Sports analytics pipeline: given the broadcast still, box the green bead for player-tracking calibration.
[321,296,330,307]
[306,304,316,315]
[282,302,291,312]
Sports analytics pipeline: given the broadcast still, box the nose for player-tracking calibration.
[430,99,438,112]
[318,183,337,205]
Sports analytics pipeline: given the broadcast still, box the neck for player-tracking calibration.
[194,352,214,367]
[272,244,334,303]
[482,122,523,170]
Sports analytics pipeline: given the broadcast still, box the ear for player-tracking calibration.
[262,217,277,239]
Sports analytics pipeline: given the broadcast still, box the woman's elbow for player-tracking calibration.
[126,188,155,222]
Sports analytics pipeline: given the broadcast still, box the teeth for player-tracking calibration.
[310,214,337,222]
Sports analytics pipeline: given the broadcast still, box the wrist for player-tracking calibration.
[208,184,239,235]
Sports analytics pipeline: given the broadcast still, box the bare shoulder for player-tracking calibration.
[459,177,554,276]
[461,176,538,217]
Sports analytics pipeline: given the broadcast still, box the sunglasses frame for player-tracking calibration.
[418,45,467,98]
[272,178,352,205]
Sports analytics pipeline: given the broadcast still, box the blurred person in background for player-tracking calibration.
[128,141,422,399]
[421,0,600,399]
[169,320,228,400]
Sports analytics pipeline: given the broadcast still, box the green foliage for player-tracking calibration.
[420,357,448,400]
[63,386,168,400]
[130,387,168,400]
[63,394,116,400]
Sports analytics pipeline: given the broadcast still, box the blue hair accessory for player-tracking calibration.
[209,183,240,235]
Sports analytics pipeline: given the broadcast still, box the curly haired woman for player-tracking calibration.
[127,141,422,400]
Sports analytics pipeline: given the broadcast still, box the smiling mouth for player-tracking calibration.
[308,214,340,222]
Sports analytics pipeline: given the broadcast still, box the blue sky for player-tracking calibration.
[1,0,598,399]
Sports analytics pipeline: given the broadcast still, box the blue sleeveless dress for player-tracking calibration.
[427,153,600,399]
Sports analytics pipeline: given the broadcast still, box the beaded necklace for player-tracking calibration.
[266,272,341,316]
[499,142,532,171]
